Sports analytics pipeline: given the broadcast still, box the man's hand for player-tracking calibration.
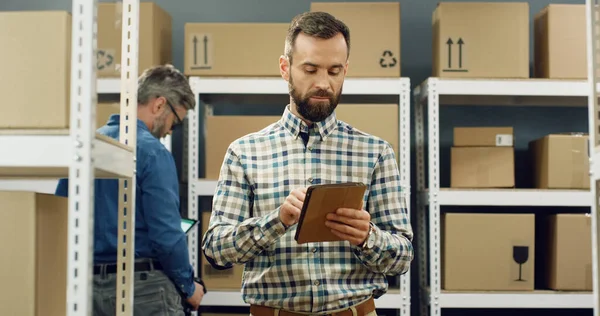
[279,187,307,227]
[185,281,205,311]
[325,207,371,246]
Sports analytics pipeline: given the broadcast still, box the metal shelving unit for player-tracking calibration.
[414,77,594,316]
[586,0,600,315]
[186,76,412,313]
[0,0,139,315]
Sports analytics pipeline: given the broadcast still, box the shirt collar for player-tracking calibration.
[280,104,338,141]
[107,114,150,133]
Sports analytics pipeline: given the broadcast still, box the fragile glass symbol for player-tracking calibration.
[512,245,529,281]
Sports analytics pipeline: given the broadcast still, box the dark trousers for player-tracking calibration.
[92,262,186,316]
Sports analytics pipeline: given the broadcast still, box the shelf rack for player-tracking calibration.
[414,77,594,316]
[0,0,140,315]
[586,0,600,315]
[186,76,412,313]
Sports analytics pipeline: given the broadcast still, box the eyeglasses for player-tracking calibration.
[165,100,183,129]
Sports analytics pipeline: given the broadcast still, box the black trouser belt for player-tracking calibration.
[93,260,163,275]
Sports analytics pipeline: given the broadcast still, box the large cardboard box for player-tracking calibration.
[0,192,68,316]
[538,214,592,291]
[200,211,244,290]
[336,104,399,156]
[97,2,172,77]
[205,115,280,179]
[97,102,121,127]
[534,4,586,79]
[529,134,590,189]
[443,213,535,291]
[451,147,515,188]
[432,2,529,78]
[309,2,401,77]
[454,127,514,147]
[184,23,288,76]
[0,11,71,129]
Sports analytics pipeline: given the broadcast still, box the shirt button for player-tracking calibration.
[311,248,317,253]
[308,146,313,151]
[308,177,314,183]
[314,280,320,286]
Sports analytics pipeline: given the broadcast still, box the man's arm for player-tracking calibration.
[141,150,196,298]
[352,144,414,275]
[202,146,287,268]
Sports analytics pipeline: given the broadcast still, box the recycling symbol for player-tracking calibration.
[379,50,397,68]
[97,49,114,70]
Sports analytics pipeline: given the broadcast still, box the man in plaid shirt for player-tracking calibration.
[202,11,414,316]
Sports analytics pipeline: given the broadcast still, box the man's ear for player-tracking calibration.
[150,96,166,115]
[279,55,290,82]
[343,59,349,76]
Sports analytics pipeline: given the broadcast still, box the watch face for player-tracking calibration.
[367,233,376,249]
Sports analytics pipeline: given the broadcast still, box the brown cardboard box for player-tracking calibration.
[0,192,67,316]
[442,213,535,291]
[97,102,121,127]
[98,2,172,77]
[539,214,592,291]
[0,11,71,129]
[184,23,288,76]
[451,147,515,188]
[432,2,529,78]
[454,127,514,147]
[201,211,244,290]
[534,4,586,79]
[336,104,399,155]
[309,2,401,77]
[529,134,590,189]
[205,115,280,179]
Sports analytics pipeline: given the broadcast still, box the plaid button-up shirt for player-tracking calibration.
[202,105,414,313]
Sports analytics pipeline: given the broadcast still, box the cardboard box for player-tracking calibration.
[539,214,592,291]
[432,2,529,78]
[529,134,590,189]
[336,104,399,156]
[200,211,244,290]
[97,2,172,77]
[184,23,288,76]
[0,11,71,129]
[442,213,535,291]
[309,2,401,77]
[454,127,514,147]
[97,102,120,127]
[205,115,280,179]
[534,4,586,79]
[0,192,67,316]
[451,147,515,188]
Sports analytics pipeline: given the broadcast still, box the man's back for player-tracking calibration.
[55,114,184,264]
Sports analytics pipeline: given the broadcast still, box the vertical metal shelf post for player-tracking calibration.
[116,0,140,315]
[67,0,98,314]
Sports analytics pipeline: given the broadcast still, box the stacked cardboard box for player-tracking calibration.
[432,2,529,79]
[0,3,171,129]
[450,127,515,188]
[184,2,401,77]
[529,133,590,190]
[0,192,68,316]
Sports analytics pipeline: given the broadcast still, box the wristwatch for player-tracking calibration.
[362,222,377,250]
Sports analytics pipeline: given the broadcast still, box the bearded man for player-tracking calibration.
[201,11,413,316]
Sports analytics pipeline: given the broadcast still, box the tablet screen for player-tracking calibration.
[181,218,197,234]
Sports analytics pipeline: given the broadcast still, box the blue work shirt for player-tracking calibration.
[55,114,196,298]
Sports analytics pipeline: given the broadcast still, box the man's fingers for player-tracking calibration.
[335,208,370,220]
[325,219,366,238]
[287,195,304,210]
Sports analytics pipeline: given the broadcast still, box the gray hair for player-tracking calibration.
[284,11,350,64]
[137,64,196,111]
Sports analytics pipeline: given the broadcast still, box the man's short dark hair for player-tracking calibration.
[284,11,350,64]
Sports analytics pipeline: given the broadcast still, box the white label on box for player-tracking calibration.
[496,134,513,146]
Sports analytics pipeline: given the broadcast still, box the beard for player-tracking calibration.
[151,111,168,139]
[289,74,342,123]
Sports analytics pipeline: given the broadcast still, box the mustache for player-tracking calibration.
[308,90,333,98]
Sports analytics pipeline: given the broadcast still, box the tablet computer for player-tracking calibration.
[181,218,199,234]
[294,182,367,244]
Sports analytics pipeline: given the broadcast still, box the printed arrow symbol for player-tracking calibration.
[193,36,198,65]
[446,38,453,69]
[203,35,208,65]
[457,38,464,68]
